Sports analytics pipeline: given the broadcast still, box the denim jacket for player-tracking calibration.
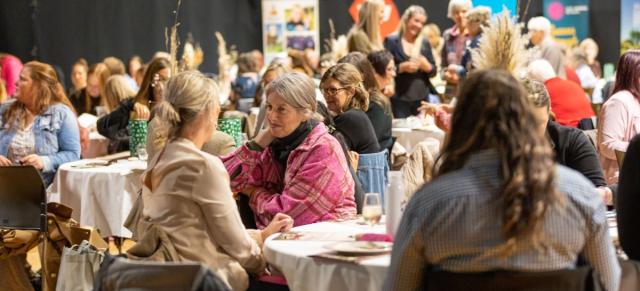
[0,101,81,185]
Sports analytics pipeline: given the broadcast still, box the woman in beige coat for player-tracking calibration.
[142,71,293,290]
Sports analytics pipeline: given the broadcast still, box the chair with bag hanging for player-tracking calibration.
[0,166,48,291]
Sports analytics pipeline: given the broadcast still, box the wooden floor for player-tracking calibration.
[26,238,135,272]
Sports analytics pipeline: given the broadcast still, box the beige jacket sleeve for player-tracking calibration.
[192,155,267,274]
[401,141,436,200]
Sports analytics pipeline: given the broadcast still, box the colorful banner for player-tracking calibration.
[621,0,640,53]
[472,0,517,17]
[543,0,589,48]
[262,0,320,65]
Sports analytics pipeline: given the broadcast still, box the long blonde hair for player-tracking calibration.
[355,0,384,50]
[103,75,135,113]
[152,71,219,149]
[396,5,427,58]
[85,63,111,114]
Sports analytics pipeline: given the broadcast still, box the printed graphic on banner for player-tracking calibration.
[543,0,589,48]
[262,0,319,65]
[621,0,640,53]
[349,0,400,39]
[472,0,516,17]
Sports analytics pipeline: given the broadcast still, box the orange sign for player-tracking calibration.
[349,0,401,38]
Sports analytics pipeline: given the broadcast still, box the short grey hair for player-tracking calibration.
[447,0,472,19]
[527,16,552,38]
[527,59,557,83]
[265,72,317,118]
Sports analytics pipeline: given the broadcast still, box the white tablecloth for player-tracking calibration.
[392,126,445,153]
[264,220,390,291]
[48,159,146,238]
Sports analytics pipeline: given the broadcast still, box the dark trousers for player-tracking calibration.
[391,98,422,118]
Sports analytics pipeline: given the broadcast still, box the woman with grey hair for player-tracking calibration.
[223,72,357,229]
[141,70,294,291]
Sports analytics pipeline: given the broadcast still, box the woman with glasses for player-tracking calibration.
[97,57,170,153]
[222,72,357,229]
[320,63,380,154]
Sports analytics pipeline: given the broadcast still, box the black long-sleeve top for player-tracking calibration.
[547,121,606,187]
[383,34,437,102]
[617,134,640,260]
[365,101,393,153]
[96,98,135,153]
[334,108,380,154]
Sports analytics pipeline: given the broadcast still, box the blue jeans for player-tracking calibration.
[357,150,389,205]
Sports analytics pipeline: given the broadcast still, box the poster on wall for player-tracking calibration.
[262,0,319,65]
[543,0,589,48]
[348,0,400,39]
[621,0,640,53]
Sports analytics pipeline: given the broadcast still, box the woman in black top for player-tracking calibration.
[338,52,394,154]
[617,134,640,260]
[383,5,437,118]
[97,57,170,153]
[320,63,380,154]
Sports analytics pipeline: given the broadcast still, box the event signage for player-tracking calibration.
[543,0,589,48]
[621,0,640,53]
[262,0,320,65]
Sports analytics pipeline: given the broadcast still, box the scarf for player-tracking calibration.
[269,119,318,174]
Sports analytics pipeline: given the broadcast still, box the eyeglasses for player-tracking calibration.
[320,87,349,96]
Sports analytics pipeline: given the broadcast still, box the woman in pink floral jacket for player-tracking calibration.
[222,72,357,228]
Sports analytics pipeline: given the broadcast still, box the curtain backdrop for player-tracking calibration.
[0,0,620,90]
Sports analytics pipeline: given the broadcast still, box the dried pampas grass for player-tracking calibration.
[165,0,182,75]
[471,10,530,77]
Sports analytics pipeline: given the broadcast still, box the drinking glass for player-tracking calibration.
[137,144,148,161]
[362,192,382,226]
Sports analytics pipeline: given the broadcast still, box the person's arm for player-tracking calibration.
[246,142,354,228]
[583,194,621,291]
[96,99,134,141]
[420,39,437,77]
[599,99,630,160]
[41,106,80,173]
[383,194,427,290]
[221,143,275,191]
[566,129,607,187]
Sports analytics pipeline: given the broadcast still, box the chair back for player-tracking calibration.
[94,255,230,291]
[356,150,389,204]
[424,267,602,291]
[0,166,47,231]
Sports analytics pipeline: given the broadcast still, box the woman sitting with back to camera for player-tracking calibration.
[223,72,357,228]
[141,71,293,291]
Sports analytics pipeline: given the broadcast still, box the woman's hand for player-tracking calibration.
[253,122,274,149]
[133,102,151,120]
[417,56,433,73]
[398,61,419,74]
[20,154,44,170]
[0,155,12,166]
[261,213,294,241]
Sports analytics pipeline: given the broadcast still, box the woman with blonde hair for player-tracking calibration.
[347,0,384,54]
[580,38,602,78]
[142,70,293,291]
[383,5,437,117]
[320,63,380,154]
[0,61,80,186]
[103,75,136,113]
[69,62,111,115]
[223,72,357,229]
[385,69,620,291]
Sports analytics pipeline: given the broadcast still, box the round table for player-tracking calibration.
[264,219,390,291]
[392,125,445,153]
[48,159,146,238]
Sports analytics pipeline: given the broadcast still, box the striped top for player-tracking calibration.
[384,149,620,291]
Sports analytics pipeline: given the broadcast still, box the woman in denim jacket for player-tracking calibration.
[0,61,80,186]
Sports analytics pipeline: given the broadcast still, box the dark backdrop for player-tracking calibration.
[0,0,621,89]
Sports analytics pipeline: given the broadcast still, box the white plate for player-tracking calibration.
[326,241,392,255]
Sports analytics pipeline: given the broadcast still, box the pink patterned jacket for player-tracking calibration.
[222,123,357,228]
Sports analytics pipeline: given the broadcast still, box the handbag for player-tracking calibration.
[55,240,104,291]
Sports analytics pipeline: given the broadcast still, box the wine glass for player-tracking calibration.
[362,193,382,227]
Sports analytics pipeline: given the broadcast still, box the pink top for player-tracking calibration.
[597,90,640,183]
[222,122,357,229]
[0,55,23,97]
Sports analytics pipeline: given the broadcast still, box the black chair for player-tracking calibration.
[0,166,47,231]
[424,267,603,291]
[94,254,230,291]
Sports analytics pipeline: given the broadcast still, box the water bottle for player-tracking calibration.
[385,171,405,238]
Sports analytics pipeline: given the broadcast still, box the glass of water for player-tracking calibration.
[137,144,148,161]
